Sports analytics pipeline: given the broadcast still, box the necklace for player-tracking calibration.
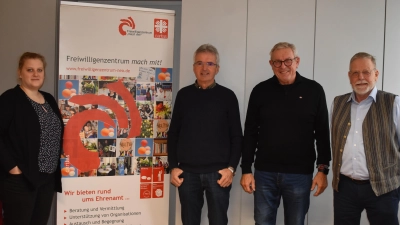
[41,105,48,113]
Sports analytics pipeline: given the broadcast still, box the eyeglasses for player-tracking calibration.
[271,58,298,68]
[350,69,375,77]
[193,61,218,67]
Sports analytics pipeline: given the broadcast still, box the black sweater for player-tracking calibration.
[241,73,331,174]
[0,85,63,192]
[167,83,243,173]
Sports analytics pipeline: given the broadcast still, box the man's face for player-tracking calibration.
[348,58,379,102]
[269,48,300,85]
[193,52,219,86]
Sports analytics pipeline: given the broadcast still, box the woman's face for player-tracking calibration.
[19,58,45,90]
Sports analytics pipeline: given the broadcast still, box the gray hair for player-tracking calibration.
[269,42,298,59]
[193,44,220,65]
[349,52,376,70]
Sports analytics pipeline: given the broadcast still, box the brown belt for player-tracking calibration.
[340,174,370,185]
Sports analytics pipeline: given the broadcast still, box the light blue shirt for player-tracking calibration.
[330,87,400,180]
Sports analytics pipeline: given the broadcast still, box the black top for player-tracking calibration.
[241,73,331,174]
[167,83,243,173]
[0,85,63,192]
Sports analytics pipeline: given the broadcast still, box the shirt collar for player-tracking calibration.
[272,71,302,85]
[347,86,378,103]
[194,80,216,89]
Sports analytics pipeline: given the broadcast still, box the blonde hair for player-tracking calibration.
[18,52,47,70]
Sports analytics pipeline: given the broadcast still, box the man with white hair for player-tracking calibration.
[331,52,400,225]
[241,42,331,225]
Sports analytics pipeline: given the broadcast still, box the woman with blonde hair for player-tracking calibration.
[0,52,63,225]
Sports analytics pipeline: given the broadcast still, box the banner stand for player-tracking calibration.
[57,2,175,224]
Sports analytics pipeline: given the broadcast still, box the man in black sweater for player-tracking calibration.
[240,42,331,225]
[168,44,243,225]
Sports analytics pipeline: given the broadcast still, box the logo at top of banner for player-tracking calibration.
[119,17,135,36]
[154,19,168,39]
[119,17,153,37]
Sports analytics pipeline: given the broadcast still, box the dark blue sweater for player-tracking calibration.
[241,73,331,174]
[167,83,243,173]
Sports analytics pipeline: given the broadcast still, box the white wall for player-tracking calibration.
[383,0,400,94]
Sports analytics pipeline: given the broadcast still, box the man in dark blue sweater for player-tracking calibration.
[168,44,243,225]
[240,42,331,225]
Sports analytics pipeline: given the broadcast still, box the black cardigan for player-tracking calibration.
[0,85,63,192]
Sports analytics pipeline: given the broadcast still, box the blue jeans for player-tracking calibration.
[334,174,400,225]
[254,170,312,225]
[178,171,231,225]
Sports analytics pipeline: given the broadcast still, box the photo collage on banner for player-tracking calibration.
[59,70,172,198]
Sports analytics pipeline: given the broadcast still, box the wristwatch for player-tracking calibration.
[227,166,235,176]
[317,164,329,175]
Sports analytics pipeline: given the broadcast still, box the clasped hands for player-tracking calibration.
[170,168,234,188]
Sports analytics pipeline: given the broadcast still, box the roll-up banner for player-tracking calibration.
[57,2,174,224]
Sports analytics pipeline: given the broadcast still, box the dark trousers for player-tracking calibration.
[334,174,400,225]
[0,174,55,225]
[0,200,3,225]
[178,171,231,225]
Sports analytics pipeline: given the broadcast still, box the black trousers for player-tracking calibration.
[334,174,400,225]
[0,174,55,225]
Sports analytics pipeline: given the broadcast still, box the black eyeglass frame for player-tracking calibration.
[271,57,298,68]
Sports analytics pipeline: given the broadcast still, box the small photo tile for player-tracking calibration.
[155,68,172,82]
[59,80,79,99]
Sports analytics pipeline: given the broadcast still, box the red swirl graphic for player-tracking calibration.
[63,80,142,172]
[119,17,135,36]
